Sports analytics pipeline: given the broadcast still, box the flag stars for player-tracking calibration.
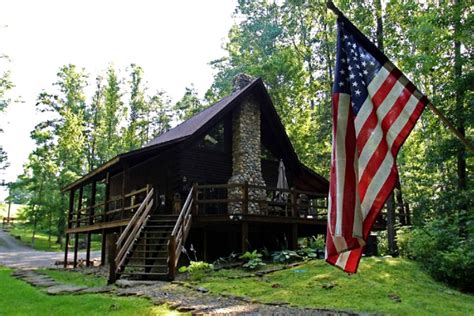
[355,89,361,96]
[349,73,355,79]
[352,81,358,87]
[340,69,346,75]
[363,69,368,75]
[338,81,344,87]
[362,61,367,67]
[348,65,353,71]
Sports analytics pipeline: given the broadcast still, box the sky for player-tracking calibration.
[0,0,237,200]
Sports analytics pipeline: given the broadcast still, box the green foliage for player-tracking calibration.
[174,85,206,122]
[179,261,214,281]
[0,52,13,174]
[212,252,239,266]
[271,250,302,263]
[239,250,266,270]
[196,258,474,315]
[397,219,474,292]
[13,63,175,247]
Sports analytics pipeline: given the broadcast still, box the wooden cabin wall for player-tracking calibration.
[177,115,233,186]
[108,150,179,212]
[177,148,232,185]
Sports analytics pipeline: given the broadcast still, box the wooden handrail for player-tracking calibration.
[169,186,194,279]
[116,187,153,248]
[114,187,154,273]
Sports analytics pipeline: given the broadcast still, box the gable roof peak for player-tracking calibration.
[232,73,255,92]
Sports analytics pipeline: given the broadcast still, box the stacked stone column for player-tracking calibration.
[228,95,266,214]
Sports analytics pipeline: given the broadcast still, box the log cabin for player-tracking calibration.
[62,75,397,281]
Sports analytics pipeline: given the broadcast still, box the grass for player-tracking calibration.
[38,269,107,288]
[8,224,101,252]
[0,266,186,316]
[192,257,474,315]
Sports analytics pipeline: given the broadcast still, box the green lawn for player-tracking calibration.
[39,269,107,288]
[0,266,184,316]
[193,257,474,315]
[8,225,101,252]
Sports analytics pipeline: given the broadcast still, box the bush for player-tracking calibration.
[271,250,302,263]
[239,250,266,270]
[399,219,474,292]
[178,261,213,281]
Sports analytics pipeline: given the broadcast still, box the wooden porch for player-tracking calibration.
[63,182,401,281]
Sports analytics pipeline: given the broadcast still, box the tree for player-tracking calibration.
[123,64,172,150]
[174,85,206,122]
[0,51,13,175]
[34,64,89,244]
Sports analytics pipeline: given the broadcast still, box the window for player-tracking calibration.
[197,122,225,152]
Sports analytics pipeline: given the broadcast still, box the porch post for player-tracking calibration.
[86,181,96,267]
[73,186,83,268]
[101,172,110,266]
[241,222,249,253]
[107,233,118,284]
[291,223,298,250]
[64,189,75,268]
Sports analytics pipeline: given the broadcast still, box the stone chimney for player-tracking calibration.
[228,74,266,214]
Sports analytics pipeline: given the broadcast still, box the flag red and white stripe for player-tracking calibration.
[325,16,427,273]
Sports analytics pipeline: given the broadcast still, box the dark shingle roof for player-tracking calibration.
[144,78,259,148]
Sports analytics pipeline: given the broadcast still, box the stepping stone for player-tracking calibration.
[115,280,157,288]
[46,284,88,295]
[79,286,114,294]
[116,288,145,296]
[196,287,209,293]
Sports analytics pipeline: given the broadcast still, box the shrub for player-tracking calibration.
[399,218,474,292]
[296,247,319,260]
[178,261,213,281]
[271,250,302,263]
[239,250,266,270]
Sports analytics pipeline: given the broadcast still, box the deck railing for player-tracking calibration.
[68,186,150,229]
[194,183,328,220]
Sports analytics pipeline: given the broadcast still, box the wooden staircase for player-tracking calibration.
[112,186,194,281]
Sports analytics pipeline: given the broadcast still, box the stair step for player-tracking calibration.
[124,263,168,268]
[141,236,170,242]
[136,243,168,246]
[130,256,168,260]
[118,272,169,277]
[148,219,177,223]
[133,250,168,254]
[145,225,174,229]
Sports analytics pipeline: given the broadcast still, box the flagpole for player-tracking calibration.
[326,1,474,153]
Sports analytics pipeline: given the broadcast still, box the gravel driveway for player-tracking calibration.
[0,229,100,269]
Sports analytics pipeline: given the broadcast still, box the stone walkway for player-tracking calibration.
[11,269,365,315]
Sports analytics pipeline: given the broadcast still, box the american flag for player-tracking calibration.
[325,16,428,273]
